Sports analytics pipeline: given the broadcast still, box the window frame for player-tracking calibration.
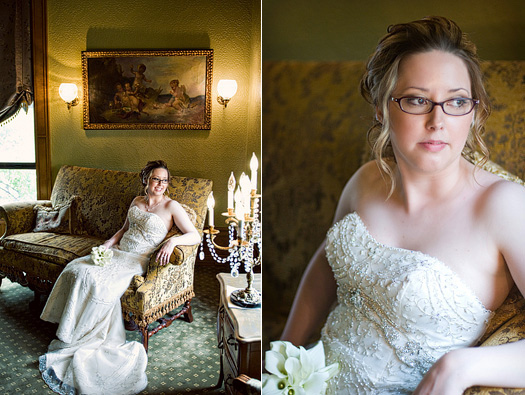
[32,0,52,200]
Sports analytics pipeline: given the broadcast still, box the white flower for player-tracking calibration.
[262,340,339,395]
[91,245,113,266]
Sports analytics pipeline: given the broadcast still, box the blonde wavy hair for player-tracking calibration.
[139,160,171,200]
[359,16,491,196]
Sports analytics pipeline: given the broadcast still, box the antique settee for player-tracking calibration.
[262,60,525,393]
[0,165,212,351]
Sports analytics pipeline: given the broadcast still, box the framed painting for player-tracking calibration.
[81,49,213,130]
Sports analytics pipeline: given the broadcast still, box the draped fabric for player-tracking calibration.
[0,0,33,126]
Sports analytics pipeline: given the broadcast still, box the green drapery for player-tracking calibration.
[0,0,33,126]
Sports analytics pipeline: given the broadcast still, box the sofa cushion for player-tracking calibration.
[1,233,101,267]
[33,196,84,235]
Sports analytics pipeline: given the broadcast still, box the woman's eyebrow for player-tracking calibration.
[396,87,471,95]
[448,88,471,95]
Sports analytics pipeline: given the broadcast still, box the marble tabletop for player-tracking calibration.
[217,272,261,342]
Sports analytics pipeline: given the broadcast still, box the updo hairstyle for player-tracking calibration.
[359,16,491,193]
[139,160,171,199]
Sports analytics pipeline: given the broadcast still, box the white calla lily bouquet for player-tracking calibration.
[262,340,338,395]
[91,245,113,266]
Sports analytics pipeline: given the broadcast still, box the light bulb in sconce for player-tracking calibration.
[59,83,79,110]
[217,79,237,108]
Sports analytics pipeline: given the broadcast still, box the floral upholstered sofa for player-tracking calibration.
[262,61,525,394]
[0,165,212,351]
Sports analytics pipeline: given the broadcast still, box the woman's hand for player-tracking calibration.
[156,239,176,266]
[102,240,113,250]
[413,349,472,395]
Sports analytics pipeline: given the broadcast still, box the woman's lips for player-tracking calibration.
[419,140,447,152]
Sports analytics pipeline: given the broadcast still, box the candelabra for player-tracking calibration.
[200,154,262,308]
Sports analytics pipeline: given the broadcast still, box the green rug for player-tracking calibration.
[0,263,228,394]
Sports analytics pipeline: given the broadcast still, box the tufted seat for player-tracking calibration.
[2,233,100,267]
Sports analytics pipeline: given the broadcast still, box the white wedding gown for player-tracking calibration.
[40,206,168,395]
[321,213,493,394]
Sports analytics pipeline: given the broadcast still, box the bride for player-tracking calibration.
[39,160,201,395]
[279,17,525,394]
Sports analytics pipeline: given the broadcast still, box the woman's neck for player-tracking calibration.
[145,195,165,211]
[393,158,472,213]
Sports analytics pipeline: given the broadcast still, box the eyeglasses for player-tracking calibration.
[391,96,479,116]
[151,177,169,185]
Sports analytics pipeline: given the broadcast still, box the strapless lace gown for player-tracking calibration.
[321,213,493,394]
[39,206,168,395]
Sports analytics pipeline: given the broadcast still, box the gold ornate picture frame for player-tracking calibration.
[81,49,213,130]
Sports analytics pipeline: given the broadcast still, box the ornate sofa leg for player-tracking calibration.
[181,300,193,323]
[29,290,46,312]
[141,326,149,353]
[124,299,194,352]
[124,316,150,353]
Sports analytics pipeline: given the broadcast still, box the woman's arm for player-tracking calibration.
[156,200,201,266]
[280,241,338,346]
[414,340,525,394]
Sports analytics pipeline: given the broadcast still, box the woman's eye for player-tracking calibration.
[405,97,427,106]
[448,98,468,108]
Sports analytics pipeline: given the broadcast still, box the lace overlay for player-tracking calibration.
[39,206,168,395]
[321,213,493,394]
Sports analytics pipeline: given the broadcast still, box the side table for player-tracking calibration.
[216,273,261,394]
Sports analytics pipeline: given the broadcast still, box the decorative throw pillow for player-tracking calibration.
[33,196,84,234]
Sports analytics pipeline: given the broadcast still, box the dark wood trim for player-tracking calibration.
[0,163,36,170]
[31,0,52,200]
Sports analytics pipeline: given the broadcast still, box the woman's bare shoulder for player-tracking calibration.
[335,161,385,221]
[166,198,187,214]
[477,171,525,236]
[476,166,525,206]
[131,196,145,206]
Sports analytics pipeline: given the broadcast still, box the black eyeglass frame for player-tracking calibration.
[150,177,170,185]
[390,96,479,116]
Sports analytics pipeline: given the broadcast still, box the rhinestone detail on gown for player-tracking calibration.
[321,212,492,394]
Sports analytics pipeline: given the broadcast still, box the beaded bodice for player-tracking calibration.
[119,206,168,255]
[321,212,492,394]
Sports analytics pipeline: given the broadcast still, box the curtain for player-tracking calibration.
[0,0,33,126]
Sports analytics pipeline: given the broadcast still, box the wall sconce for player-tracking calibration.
[59,83,79,110]
[217,79,237,108]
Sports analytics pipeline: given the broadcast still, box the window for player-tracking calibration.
[0,104,37,205]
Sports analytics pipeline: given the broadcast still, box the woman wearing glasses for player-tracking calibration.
[39,160,200,394]
[277,16,525,394]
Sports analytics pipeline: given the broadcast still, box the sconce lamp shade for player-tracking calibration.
[59,83,78,103]
[217,80,238,100]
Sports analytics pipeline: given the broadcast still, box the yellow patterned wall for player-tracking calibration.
[47,0,261,222]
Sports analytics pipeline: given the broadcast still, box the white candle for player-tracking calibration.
[240,173,251,216]
[250,153,258,191]
[227,172,235,209]
[234,187,243,220]
[207,191,215,227]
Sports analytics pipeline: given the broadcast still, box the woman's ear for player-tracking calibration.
[375,107,383,124]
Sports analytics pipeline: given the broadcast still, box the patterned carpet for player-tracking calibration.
[0,263,228,394]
